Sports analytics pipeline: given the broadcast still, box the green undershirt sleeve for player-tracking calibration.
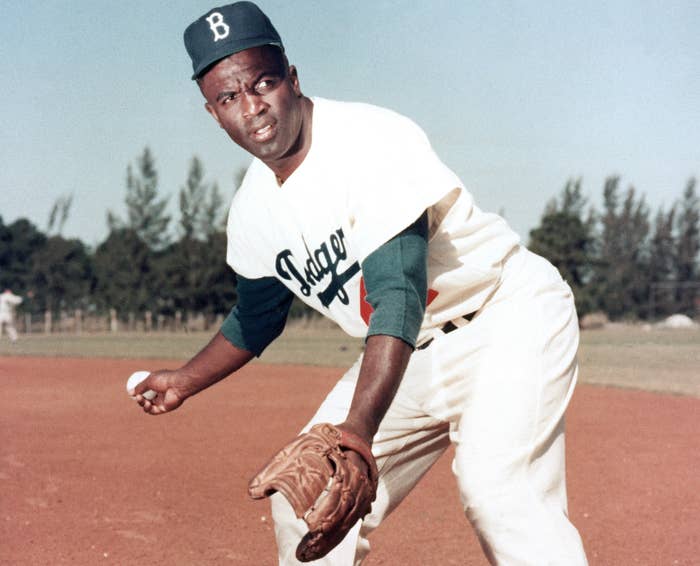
[361,211,429,348]
[220,274,294,357]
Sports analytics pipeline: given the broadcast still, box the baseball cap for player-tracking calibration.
[184,2,284,80]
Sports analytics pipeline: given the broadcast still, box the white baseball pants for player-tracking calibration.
[271,247,588,565]
[0,317,18,342]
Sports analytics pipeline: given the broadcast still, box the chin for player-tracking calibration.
[254,140,291,163]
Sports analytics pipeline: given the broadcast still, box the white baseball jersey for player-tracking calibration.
[226,97,519,343]
[0,291,22,322]
[226,98,587,565]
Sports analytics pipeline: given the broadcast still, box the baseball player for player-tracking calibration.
[0,289,23,343]
[131,3,588,564]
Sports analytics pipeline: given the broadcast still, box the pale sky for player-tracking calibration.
[2,1,698,247]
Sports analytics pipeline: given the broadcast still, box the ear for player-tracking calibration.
[288,65,302,97]
[204,102,223,128]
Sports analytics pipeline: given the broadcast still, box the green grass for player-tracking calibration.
[576,325,700,397]
[0,320,365,366]
[1,323,698,397]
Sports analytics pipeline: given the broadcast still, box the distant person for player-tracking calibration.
[0,289,23,343]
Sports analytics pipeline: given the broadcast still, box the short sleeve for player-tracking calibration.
[361,212,429,348]
[220,274,294,357]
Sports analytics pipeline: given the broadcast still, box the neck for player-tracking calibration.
[268,97,313,184]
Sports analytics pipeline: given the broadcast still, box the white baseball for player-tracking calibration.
[126,370,157,401]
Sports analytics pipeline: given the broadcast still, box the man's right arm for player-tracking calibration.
[133,331,255,415]
[134,274,295,415]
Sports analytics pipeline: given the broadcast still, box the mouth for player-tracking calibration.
[250,122,276,143]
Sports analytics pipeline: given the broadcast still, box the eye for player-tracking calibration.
[255,77,278,94]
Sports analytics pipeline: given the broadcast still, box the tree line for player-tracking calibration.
[528,176,699,320]
[1,148,240,327]
[1,146,698,327]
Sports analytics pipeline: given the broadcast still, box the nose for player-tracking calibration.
[241,91,268,118]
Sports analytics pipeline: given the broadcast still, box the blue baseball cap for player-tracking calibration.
[184,2,284,80]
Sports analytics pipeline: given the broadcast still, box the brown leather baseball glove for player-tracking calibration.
[248,422,379,562]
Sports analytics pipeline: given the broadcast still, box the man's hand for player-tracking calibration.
[128,331,256,416]
[334,422,371,477]
[132,369,192,415]
[249,423,378,562]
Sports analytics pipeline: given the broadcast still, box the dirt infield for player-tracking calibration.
[1,356,698,565]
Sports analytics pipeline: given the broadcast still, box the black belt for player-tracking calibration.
[416,311,476,351]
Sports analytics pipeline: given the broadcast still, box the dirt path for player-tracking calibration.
[1,357,697,565]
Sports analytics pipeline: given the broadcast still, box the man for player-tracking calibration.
[0,289,23,343]
[132,3,588,564]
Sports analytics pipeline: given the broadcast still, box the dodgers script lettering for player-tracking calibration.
[275,228,359,308]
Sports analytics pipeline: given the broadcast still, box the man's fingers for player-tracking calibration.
[127,371,157,400]
[130,372,184,416]
[344,449,368,475]
[134,383,157,400]
[142,399,159,414]
[141,397,168,415]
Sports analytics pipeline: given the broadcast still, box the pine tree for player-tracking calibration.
[674,177,700,315]
[179,156,207,242]
[528,178,596,315]
[46,194,74,235]
[93,228,152,315]
[0,217,46,293]
[108,147,171,250]
[647,207,677,318]
[157,158,235,322]
[30,236,92,312]
[201,181,225,238]
[590,177,650,319]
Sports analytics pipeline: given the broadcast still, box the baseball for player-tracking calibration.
[126,370,157,401]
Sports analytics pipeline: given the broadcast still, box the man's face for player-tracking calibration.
[199,46,307,174]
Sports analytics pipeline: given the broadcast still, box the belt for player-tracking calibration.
[416,311,476,351]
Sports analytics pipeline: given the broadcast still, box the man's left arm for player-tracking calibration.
[339,211,429,445]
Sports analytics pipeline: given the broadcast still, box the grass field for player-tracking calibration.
[1,322,698,397]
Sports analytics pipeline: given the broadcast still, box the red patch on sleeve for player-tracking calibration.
[359,277,373,325]
[359,277,439,326]
[426,288,438,306]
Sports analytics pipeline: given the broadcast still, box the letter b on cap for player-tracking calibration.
[206,12,230,42]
